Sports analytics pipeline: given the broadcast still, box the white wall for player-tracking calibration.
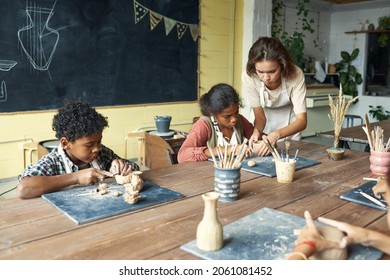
[328,5,390,121]
[241,1,390,123]
[240,0,272,122]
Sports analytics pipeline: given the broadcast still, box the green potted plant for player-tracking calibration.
[369,105,390,121]
[272,0,317,70]
[334,48,363,102]
[377,15,390,47]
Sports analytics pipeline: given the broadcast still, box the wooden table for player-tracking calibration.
[318,119,390,150]
[1,141,389,260]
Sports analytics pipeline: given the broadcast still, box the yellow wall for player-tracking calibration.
[0,0,244,179]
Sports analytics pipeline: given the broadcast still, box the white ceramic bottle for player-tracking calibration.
[196,192,223,251]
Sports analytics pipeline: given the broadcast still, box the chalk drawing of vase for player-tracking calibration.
[0,81,7,102]
[17,2,59,71]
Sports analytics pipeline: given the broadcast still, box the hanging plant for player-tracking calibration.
[377,15,390,47]
[272,0,318,69]
[334,48,363,102]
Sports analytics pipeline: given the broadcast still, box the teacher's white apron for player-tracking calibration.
[259,79,301,141]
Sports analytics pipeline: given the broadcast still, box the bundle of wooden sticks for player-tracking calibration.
[207,140,248,169]
[362,114,390,152]
[262,135,298,162]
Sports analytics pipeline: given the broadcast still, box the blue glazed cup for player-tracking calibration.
[155,115,172,133]
[214,167,241,202]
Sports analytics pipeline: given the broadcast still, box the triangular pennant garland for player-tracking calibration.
[177,23,188,40]
[189,24,199,42]
[150,11,163,31]
[134,1,149,24]
[133,0,199,42]
[164,17,176,36]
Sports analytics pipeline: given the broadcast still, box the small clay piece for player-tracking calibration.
[99,189,108,196]
[115,171,144,191]
[99,183,109,190]
[115,174,131,184]
[247,159,256,167]
[123,191,141,204]
[111,190,120,196]
[309,226,348,260]
[116,171,144,204]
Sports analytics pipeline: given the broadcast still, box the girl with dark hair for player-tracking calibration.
[242,37,307,156]
[178,83,253,163]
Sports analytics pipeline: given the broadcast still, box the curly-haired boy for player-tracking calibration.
[17,100,139,199]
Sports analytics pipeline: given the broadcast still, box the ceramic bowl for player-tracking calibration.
[326,148,345,161]
[369,150,390,175]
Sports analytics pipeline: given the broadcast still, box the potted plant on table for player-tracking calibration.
[327,86,359,160]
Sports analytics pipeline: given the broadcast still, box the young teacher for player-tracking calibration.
[242,37,307,156]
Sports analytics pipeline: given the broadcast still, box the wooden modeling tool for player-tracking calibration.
[358,191,388,209]
[285,140,290,162]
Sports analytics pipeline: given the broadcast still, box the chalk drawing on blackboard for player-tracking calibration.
[0,60,17,72]
[133,0,199,42]
[0,60,17,102]
[0,81,7,102]
[17,0,60,74]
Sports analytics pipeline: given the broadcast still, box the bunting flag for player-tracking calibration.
[134,0,148,23]
[164,17,176,36]
[133,0,199,42]
[177,23,188,40]
[150,11,163,30]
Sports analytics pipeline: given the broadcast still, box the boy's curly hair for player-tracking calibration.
[52,99,108,142]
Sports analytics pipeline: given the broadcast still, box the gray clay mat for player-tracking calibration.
[42,181,183,224]
[241,156,320,177]
[181,207,383,260]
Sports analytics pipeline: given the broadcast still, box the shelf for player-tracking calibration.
[345,30,390,34]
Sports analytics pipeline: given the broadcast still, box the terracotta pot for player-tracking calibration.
[369,150,390,175]
[327,64,336,74]
[326,147,345,161]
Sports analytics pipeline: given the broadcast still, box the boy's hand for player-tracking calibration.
[110,159,132,175]
[76,168,106,186]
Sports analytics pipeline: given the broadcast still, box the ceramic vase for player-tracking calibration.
[214,167,241,202]
[196,192,223,251]
[369,150,390,175]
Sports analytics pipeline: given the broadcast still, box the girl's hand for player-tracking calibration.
[373,176,389,199]
[297,211,342,252]
[317,216,372,247]
[248,129,261,148]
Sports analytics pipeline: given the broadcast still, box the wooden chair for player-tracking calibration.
[125,131,174,170]
[22,141,50,168]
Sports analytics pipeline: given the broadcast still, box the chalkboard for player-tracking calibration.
[0,0,199,112]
